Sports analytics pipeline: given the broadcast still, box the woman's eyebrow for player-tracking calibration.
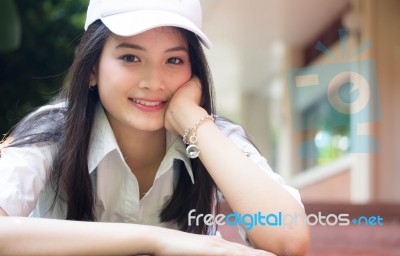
[115,43,146,51]
[164,46,188,53]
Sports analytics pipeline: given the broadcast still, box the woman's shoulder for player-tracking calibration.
[214,115,258,155]
[214,115,246,136]
[18,100,67,126]
[20,100,67,133]
[5,100,68,148]
[35,100,67,113]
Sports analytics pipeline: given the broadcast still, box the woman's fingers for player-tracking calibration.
[173,76,202,105]
[164,76,205,135]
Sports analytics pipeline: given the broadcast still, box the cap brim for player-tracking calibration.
[101,10,212,49]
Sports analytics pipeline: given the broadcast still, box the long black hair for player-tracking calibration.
[1,21,218,234]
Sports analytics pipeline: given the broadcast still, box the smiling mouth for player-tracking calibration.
[129,98,163,107]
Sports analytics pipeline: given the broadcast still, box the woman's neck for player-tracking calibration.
[111,123,166,174]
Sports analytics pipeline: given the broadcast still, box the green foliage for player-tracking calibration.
[0,0,21,52]
[0,0,88,135]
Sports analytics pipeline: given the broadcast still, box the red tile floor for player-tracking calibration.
[308,223,400,256]
[218,201,400,255]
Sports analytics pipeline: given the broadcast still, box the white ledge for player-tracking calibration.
[291,154,355,189]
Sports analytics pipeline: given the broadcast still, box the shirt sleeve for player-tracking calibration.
[0,144,54,216]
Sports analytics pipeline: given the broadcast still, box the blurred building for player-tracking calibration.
[202,0,400,254]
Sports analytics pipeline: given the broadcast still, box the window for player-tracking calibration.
[300,96,350,170]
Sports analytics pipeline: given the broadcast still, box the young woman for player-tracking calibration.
[0,0,309,255]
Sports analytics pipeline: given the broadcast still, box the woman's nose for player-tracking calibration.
[138,67,166,91]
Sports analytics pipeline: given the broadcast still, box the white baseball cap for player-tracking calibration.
[84,0,212,48]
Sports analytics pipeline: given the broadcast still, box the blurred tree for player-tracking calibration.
[0,0,21,52]
[0,0,88,135]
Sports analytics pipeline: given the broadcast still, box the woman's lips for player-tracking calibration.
[132,98,162,107]
[129,98,165,112]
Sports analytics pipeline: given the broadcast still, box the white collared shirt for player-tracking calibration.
[0,103,302,229]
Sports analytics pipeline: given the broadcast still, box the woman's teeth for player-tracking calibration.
[132,99,161,107]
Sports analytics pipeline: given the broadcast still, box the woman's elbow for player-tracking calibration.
[252,224,310,256]
[280,231,310,256]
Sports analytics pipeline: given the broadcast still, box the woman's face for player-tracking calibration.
[94,27,192,134]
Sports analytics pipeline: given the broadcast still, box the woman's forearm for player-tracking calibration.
[195,120,310,255]
[0,211,273,256]
[0,216,153,255]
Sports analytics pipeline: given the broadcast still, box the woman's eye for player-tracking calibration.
[167,58,183,65]
[121,55,140,62]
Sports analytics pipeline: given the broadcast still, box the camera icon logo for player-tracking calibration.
[287,29,380,158]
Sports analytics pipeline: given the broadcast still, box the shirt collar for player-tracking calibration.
[87,104,194,184]
[158,132,194,184]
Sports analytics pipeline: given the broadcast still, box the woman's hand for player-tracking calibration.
[153,228,276,256]
[164,76,208,136]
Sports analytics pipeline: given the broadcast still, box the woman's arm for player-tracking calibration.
[0,209,152,255]
[0,208,273,256]
[166,78,310,255]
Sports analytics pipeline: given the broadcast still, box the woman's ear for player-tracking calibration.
[90,65,98,85]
